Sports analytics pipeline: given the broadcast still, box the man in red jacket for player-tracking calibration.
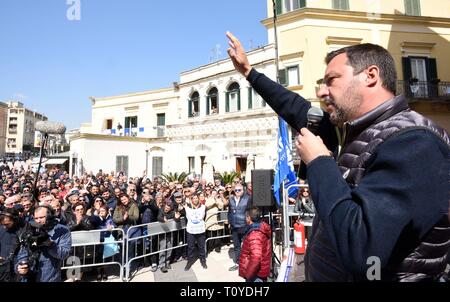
[239,207,272,282]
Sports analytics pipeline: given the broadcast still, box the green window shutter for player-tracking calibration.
[188,100,192,117]
[427,58,438,97]
[412,0,421,16]
[402,57,412,97]
[279,69,287,86]
[216,95,219,113]
[333,0,349,10]
[427,58,437,81]
[404,0,420,15]
[206,96,210,115]
[248,87,253,109]
[225,92,230,112]
[275,0,283,15]
[402,57,412,81]
[237,89,241,111]
[299,0,306,8]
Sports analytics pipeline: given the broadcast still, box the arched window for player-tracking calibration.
[226,82,240,113]
[188,91,199,118]
[206,87,219,115]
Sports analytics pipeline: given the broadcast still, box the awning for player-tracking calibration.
[44,158,68,165]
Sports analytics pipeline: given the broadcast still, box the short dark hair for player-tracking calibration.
[325,43,397,94]
[246,207,262,223]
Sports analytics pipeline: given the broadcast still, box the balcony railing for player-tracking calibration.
[397,81,450,101]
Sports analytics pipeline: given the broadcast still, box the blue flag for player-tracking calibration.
[273,118,298,205]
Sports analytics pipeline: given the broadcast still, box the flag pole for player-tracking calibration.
[272,0,291,253]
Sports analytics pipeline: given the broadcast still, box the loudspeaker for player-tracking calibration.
[251,169,276,208]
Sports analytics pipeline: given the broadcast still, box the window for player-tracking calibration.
[279,65,300,87]
[404,0,421,16]
[332,0,349,10]
[206,87,219,116]
[116,156,129,176]
[188,157,195,174]
[226,82,240,113]
[156,113,165,137]
[152,157,163,178]
[106,119,113,130]
[124,116,138,136]
[248,87,266,109]
[188,92,199,118]
[402,56,438,98]
[275,0,306,15]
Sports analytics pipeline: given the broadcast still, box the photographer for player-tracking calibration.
[0,208,23,282]
[15,206,72,282]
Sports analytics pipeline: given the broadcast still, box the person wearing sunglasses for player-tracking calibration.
[223,184,252,271]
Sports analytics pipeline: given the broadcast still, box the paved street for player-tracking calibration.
[94,245,244,282]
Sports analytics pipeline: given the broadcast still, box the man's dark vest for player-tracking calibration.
[305,95,450,281]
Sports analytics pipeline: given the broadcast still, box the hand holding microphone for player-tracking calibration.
[295,128,331,165]
[296,107,331,165]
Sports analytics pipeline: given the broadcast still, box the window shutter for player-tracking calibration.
[275,0,283,15]
[412,0,421,16]
[225,92,230,112]
[427,58,437,80]
[279,69,287,86]
[299,0,306,8]
[188,100,192,117]
[404,0,412,15]
[402,57,412,97]
[237,89,241,111]
[248,87,253,109]
[206,96,210,115]
[427,58,438,97]
[402,57,412,81]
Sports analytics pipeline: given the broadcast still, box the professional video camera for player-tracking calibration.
[19,221,53,253]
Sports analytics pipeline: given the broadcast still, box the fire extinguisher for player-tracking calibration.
[293,220,306,254]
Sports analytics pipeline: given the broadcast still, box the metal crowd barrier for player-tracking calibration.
[61,228,126,281]
[204,210,231,257]
[124,218,188,281]
[60,211,235,282]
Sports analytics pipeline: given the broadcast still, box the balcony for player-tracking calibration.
[397,80,450,101]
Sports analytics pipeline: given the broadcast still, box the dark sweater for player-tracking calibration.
[247,68,450,281]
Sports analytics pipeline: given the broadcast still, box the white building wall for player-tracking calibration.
[70,44,281,181]
[70,135,153,177]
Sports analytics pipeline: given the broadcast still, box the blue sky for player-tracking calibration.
[0,0,268,129]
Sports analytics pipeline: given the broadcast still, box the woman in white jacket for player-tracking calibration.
[184,194,207,271]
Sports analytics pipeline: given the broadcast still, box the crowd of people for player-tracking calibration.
[0,161,271,282]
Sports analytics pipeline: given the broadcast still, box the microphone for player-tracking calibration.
[35,121,66,135]
[298,107,325,180]
[307,106,324,135]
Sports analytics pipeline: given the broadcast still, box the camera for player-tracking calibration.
[20,225,51,252]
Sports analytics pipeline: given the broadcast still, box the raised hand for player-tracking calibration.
[226,31,252,77]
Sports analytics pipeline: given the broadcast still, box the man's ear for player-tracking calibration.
[364,65,380,87]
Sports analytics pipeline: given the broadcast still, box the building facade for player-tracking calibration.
[0,102,7,156]
[4,101,48,156]
[266,0,450,132]
[69,45,279,179]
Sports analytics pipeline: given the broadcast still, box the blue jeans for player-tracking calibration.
[231,227,247,264]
